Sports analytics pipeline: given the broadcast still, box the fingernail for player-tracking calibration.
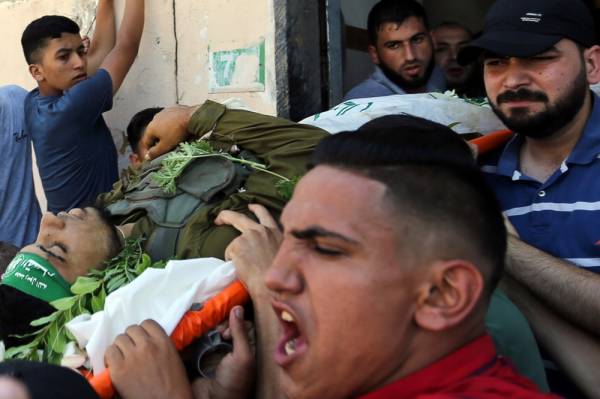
[234,306,243,319]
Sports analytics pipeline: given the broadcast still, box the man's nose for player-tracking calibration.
[40,212,66,230]
[73,53,86,69]
[502,58,532,89]
[265,244,303,295]
[404,42,417,61]
[449,46,459,61]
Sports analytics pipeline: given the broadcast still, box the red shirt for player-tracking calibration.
[358,335,561,399]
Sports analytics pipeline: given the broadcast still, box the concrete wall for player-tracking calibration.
[0,0,278,211]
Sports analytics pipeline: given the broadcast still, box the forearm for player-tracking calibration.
[506,235,600,335]
[501,276,600,398]
[100,0,144,92]
[87,0,116,74]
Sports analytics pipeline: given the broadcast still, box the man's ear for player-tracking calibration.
[368,44,380,65]
[414,260,484,331]
[584,45,600,84]
[29,64,44,83]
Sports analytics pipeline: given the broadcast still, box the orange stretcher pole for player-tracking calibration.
[89,280,250,399]
[470,129,513,155]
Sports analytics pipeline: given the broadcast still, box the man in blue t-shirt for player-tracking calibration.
[0,85,41,248]
[22,0,145,212]
[459,0,600,396]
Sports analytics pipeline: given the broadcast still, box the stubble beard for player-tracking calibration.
[489,67,588,139]
[379,58,435,92]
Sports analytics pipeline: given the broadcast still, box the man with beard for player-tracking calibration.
[432,22,485,98]
[460,0,600,396]
[343,0,445,101]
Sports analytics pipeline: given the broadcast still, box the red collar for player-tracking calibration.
[357,335,498,399]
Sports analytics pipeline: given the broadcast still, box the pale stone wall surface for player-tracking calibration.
[0,0,277,211]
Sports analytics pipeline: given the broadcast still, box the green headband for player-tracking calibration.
[1,252,71,303]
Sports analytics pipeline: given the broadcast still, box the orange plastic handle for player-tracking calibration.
[89,280,250,398]
[470,129,513,155]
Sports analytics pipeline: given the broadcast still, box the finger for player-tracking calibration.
[113,332,136,353]
[124,323,152,345]
[229,306,251,361]
[140,319,168,340]
[104,343,124,368]
[248,204,278,229]
[221,327,232,340]
[145,144,161,161]
[215,210,260,232]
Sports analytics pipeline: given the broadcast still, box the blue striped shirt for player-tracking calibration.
[481,94,600,273]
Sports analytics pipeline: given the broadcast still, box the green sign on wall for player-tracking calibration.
[209,39,266,93]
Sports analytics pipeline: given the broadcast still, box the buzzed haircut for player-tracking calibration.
[0,242,19,276]
[312,115,506,294]
[21,15,80,64]
[126,107,164,154]
[368,0,429,45]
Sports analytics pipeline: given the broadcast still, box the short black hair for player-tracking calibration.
[311,115,506,295]
[127,107,164,154]
[0,242,19,276]
[21,15,80,64]
[368,0,429,45]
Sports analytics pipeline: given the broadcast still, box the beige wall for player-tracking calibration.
[0,0,278,211]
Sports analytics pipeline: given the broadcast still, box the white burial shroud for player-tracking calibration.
[301,91,507,135]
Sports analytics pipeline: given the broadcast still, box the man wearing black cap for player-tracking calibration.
[460,0,600,396]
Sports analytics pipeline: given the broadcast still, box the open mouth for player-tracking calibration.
[273,304,308,367]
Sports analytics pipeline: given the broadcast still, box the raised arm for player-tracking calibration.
[86,0,116,75]
[100,0,145,94]
[506,234,600,336]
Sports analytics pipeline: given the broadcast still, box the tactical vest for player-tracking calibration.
[105,153,253,261]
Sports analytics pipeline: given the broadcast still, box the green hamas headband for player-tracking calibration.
[1,252,71,303]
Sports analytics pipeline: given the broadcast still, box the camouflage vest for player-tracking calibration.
[105,153,252,261]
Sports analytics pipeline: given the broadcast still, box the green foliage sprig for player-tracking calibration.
[151,140,297,199]
[5,238,166,364]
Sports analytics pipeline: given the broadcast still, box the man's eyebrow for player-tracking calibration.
[290,226,359,245]
[55,48,72,56]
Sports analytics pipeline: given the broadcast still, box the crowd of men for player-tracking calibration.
[1,0,599,398]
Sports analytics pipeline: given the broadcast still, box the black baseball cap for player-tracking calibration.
[459,0,595,65]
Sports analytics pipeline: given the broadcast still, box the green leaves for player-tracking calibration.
[151,138,293,199]
[51,296,78,311]
[71,277,102,295]
[5,237,166,365]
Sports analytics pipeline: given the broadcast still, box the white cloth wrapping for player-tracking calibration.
[66,258,236,374]
[300,92,506,135]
